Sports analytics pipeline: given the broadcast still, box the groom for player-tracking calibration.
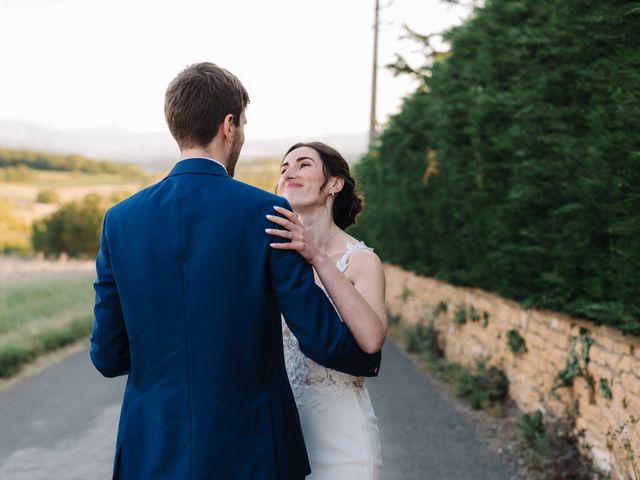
[90,62,381,479]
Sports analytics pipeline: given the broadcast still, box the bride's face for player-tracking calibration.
[278,146,329,209]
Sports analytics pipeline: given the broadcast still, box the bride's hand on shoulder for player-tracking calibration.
[266,206,326,265]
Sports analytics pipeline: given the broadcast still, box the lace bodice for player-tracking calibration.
[282,241,374,408]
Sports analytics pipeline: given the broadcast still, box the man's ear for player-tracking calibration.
[221,113,235,142]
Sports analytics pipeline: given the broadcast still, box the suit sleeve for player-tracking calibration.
[267,197,380,377]
[90,210,130,378]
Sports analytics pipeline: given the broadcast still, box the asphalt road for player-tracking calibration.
[367,341,521,480]
[0,341,521,479]
[0,348,124,480]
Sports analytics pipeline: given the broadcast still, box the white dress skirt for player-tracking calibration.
[282,241,382,479]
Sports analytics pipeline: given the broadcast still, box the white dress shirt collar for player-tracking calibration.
[182,156,228,174]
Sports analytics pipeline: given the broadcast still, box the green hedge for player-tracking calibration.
[353,0,640,334]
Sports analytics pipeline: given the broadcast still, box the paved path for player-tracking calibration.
[0,342,521,479]
[0,349,124,480]
[367,341,521,479]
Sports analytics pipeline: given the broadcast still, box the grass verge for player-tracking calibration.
[0,270,95,378]
[0,315,92,378]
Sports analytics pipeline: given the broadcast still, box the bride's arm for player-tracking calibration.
[267,206,387,354]
[312,250,387,354]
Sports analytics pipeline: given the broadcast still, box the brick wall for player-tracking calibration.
[384,264,640,479]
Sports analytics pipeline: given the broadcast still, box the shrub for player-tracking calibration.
[454,361,509,410]
[32,193,105,258]
[0,198,31,255]
[517,411,602,479]
[453,305,467,325]
[433,301,448,316]
[36,189,60,204]
[387,309,402,326]
[0,165,35,182]
[405,322,441,356]
[507,329,528,354]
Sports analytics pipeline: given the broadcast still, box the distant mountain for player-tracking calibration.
[0,121,368,171]
[242,133,369,164]
[0,121,176,171]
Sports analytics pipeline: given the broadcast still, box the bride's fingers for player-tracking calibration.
[270,241,301,250]
[272,206,300,225]
[266,214,296,231]
[265,228,294,240]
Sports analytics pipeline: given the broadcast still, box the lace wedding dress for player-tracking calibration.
[282,241,382,479]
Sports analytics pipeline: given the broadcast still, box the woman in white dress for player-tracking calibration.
[266,141,387,479]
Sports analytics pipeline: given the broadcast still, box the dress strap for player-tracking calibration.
[336,241,374,273]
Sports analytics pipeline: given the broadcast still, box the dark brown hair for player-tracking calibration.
[164,62,249,149]
[284,142,364,230]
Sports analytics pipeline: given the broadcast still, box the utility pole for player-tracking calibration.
[369,0,380,146]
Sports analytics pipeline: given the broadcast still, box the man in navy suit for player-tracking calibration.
[90,62,381,479]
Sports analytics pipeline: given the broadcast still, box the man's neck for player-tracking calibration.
[180,147,229,171]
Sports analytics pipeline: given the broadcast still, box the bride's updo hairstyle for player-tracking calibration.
[284,142,364,230]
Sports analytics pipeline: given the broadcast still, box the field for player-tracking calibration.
[0,157,282,254]
[0,169,148,253]
[0,170,147,220]
[235,157,281,193]
[0,156,283,376]
[0,258,95,377]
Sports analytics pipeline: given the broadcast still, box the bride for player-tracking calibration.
[266,141,387,479]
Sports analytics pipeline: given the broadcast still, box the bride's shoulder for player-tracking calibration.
[342,236,382,269]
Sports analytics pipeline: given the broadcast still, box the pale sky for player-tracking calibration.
[1,0,470,140]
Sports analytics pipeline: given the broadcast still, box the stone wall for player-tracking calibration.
[384,264,640,479]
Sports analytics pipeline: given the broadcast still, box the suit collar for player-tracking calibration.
[167,157,229,178]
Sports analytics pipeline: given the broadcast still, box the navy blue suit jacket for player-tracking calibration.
[90,158,381,480]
